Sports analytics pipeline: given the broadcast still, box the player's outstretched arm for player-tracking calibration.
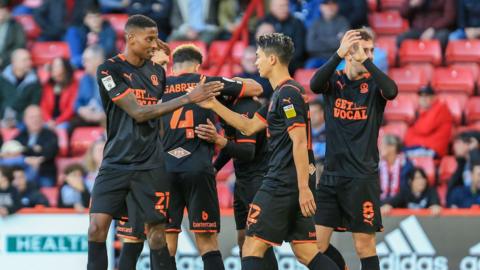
[114,81,224,123]
[310,30,361,93]
[232,77,263,97]
[288,127,316,217]
[198,98,266,136]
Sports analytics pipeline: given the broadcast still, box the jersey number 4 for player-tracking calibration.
[170,107,195,139]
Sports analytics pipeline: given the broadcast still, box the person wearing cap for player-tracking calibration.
[404,85,453,158]
[305,0,350,69]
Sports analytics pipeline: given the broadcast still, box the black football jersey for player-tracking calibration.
[97,54,166,170]
[322,70,387,178]
[161,73,244,173]
[222,97,269,181]
[256,79,316,192]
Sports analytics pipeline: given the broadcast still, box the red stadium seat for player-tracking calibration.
[431,67,474,95]
[216,160,234,182]
[376,36,397,66]
[31,42,70,66]
[380,0,407,10]
[208,41,246,66]
[40,187,59,207]
[294,68,316,93]
[368,11,409,35]
[1,128,19,141]
[437,184,448,206]
[450,63,479,79]
[437,94,464,125]
[465,97,480,124]
[14,15,40,40]
[70,127,105,156]
[439,156,457,184]
[380,122,409,140]
[405,63,434,82]
[169,40,208,66]
[445,40,480,64]
[384,94,417,123]
[389,66,428,92]
[102,14,129,38]
[55,157,84,185]
[368,0,378,11]
[410,156,436,186]
[399,40,442,66]
[454,123,480,136]
[55,128,69,157]
[217,182,233,209]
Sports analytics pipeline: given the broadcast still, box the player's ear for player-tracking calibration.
[194,63,201,72]
[268,54,276,65]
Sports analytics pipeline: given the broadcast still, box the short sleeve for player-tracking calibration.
[233,99,259,143]
[97,63,131,102]
[278,86,307,131]
[207,76,244,97]
[254,104,268,125]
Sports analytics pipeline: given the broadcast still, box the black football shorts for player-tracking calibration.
[233,176,263,230]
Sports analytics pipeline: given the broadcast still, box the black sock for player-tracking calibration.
[170,256,177,269]
[202,250,225,270]
[87,241,108,270]
[242,256,264,270]
[118,242,144,270]
[150,246,173,270]
[361,256,379,270]
[308,252,340,270]
[263,247,278,270]
[324,244,346,270]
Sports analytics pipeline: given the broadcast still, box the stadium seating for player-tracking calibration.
[465,97,480,124]
[445,40,480,64]
[31,42,70,66]
[405,63,434,82]
[439,155,457,184]
[294,68,316,93]
[102,14,129,38]
[384,94,417,123]
[70,127,105,156]
[410,156,436,186]
[450,63,479,79]
[14,15,40,40]
[40,187,59,207]
[208,41,247,66]
[217,182,233,209]
[399,40,442,66]
[380,122,409,141]
[376,36,397,66]
[380,0,407,10]
[55,128,69,157]
[55,157,84,185]
[216,160,234,182]
[368,11,409,35]
[1,128,20,141]
[431,67,475,95]
[389,66,428,92]
[437,183,448,206]
[437,94,464,125]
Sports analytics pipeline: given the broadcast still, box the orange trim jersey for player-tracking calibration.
[97,54,166,170]
[255,79,315,192]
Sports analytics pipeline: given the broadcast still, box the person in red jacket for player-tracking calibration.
[404,85,452,157]
[40,57,78,129]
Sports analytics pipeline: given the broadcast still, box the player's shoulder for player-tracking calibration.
[166,72,200,84]
[278,80,305,98]
[98,56,124,74]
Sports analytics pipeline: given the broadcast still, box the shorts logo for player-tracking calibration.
[283,104,297,119]
[168,147,191,158]
[202,211,209,221]
[151,75,159,86]
[246,204,261,229]
[360,83,369,94]
[362,201,375,226]
[101,75,116,91]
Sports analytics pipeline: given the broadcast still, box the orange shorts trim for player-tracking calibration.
[190,229,218,233]
[116,234,141,241]
[236,139,256,143]
[291,240,317,244]
[165,229,182,233]
[252,235,281,246]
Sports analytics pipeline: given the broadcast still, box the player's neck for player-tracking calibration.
[269,66,292,89]
[123,48,145,67]
[345,65,365,81]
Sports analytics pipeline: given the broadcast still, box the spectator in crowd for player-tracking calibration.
[57,163,90,212]
[40,57,78,129]
[234,46,273,100]
[397,0,456,52]
[0,166,21,216]
[68,45,106,136]
[65,7,117,68]
[169,0,219,44]
[252,21,275,46]
[83,139,105,192]
[128,0,172,40]
[447,132,479,198]
[381,167,442,215]
[99,0,130,13]
[448,160,480,208]
[404,85,452,158]
[33,0,97,41]
[305,0,350,69]
[11,166,49,207]
[15,105,59,187]
[0,49,41,127]
[0,1,26,70]
[303,0,368,29]
[310,98,326,165]
[0,140,38,182]
[379,134,415,202]
[260,0,305,72]
[449,0,480,40]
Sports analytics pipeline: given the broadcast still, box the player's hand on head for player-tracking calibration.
[187,77,224,103]
[337,30,361,58]
[299,187,316,217]
[195,119,219,143]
